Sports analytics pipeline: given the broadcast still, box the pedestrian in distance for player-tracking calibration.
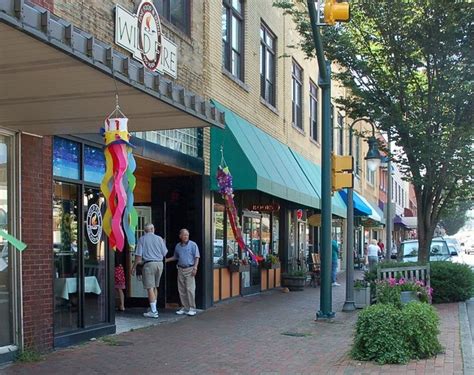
[368,239,381,272]
[166,229,200,316]
[132,223,168,318]
[331,239,341,287]
[377,239,385,259]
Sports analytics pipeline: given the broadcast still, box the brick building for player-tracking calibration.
[0,0,388,361]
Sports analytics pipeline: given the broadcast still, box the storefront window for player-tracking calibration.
[53,138,80,180]
[53,182,79,334]
[272,215,279,255]
[226,217,238,262]
[84,146,105,184]
[0,136,11,346]
[213,203,225,266]
[261,214,270,257]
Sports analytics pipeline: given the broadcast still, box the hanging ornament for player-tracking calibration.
[100,97,138,252]
[217,150,258,263]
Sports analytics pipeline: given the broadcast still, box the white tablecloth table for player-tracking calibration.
[54,276,102,300]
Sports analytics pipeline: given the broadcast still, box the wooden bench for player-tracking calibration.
[377,264,430,289]
[307,253,321,287]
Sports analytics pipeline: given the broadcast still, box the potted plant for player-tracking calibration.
[260,254,281,270]
[228,255,250,273]
[281,270,306,291]
[353,279,371,308]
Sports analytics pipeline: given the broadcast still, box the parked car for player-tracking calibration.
[467,244,474,255]
[401,238,456,263]
[445,237,463,254]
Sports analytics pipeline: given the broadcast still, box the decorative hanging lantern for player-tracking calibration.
[100,101,138,252]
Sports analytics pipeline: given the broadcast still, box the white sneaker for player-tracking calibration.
[143,311,159,318]
[186,309,197,316]
[332,282,341,287]
[176,308,188,315]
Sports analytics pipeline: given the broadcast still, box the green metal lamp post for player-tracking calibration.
[307,1,334,319]
[342,119,381,312]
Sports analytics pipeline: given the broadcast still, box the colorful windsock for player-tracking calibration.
[100,117,138,251]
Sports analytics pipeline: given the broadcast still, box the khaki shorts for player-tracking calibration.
[142,261,164,289]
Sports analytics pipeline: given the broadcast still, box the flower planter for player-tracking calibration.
[400,291,418,304]
[260,261,281,270]
[281,274,306,291]
[228,263,250,273]
[354,286,371,308]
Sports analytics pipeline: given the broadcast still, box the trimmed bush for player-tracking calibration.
[352,304,410,364]
[352,302,442,364]
[402,302,442,359]
[431,261,474,303]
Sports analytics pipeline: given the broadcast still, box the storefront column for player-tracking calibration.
[21,134,54,352]
[280,202,290,273]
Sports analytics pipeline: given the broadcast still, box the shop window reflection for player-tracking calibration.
[213,203,225,266]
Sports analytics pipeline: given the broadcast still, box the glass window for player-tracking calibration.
[292,61,303,130]
[355,137,361,177]
[261,214,271,257]
[154,0,190,34]
[0,136,11,346]
[213,203,225,266]
[53,137,80,180]
[222,0,244,80]
[84,145,105,184]
[366,162,375,185]
[83,188,107,327]
[272,214,279,255]
[309,81,318,142]
[53,182,80,334]
[260,23,276,106]
[337,113,344,155]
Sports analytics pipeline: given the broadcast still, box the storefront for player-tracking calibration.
[0,132,19,363]
[210,102,347,302]
[0,0,224,357]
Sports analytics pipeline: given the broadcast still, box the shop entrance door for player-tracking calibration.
[297,222,308,270]
[129,206,152,299]
[241,212,262,295]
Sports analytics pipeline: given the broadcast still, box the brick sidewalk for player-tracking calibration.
[3,277,463,375]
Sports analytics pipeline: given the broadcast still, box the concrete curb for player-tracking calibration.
[459,302,473,375]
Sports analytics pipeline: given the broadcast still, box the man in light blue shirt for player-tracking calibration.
[132,223,168,318]
[166,228,200,316]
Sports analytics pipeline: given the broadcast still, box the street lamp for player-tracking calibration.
[342,118,381,312]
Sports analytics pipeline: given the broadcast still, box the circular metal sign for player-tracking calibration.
[86,204,103,245]
[137,1,163,71]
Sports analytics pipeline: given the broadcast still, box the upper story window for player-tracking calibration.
[309,81,318,142]
[366,162,375,186]
[337,113,344,155]
[154,0,191,34]
[222,0,244,80]
[260,23,276,106]
[291,61,303,130]
[354,137,361,177]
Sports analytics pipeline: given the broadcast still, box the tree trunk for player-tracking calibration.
[416,189,436,264]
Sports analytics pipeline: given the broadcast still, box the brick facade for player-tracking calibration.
[30,0,54,12]
[21,135,53,352]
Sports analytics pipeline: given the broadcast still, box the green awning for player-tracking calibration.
[210,101,320,209]
[290,150,347,218]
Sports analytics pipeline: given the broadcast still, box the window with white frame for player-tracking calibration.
[366,162,376,186]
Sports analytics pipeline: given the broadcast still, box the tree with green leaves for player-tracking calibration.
[439,199,473,236]
[275,0,474,262]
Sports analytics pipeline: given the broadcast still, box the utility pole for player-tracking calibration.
[307,1,334,319]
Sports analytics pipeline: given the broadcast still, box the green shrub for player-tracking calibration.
[352,304,410,364]
[401,302,442,359]
[431,262,474,303]
[352,302,442,364]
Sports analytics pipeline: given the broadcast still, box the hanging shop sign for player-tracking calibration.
[296,209,304,220]
[250,203,280,212]
[115,1,178,78]
[86,204,103,245]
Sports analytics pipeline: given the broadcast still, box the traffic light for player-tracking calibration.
[332,153,353,192]
[324,0,350,26]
